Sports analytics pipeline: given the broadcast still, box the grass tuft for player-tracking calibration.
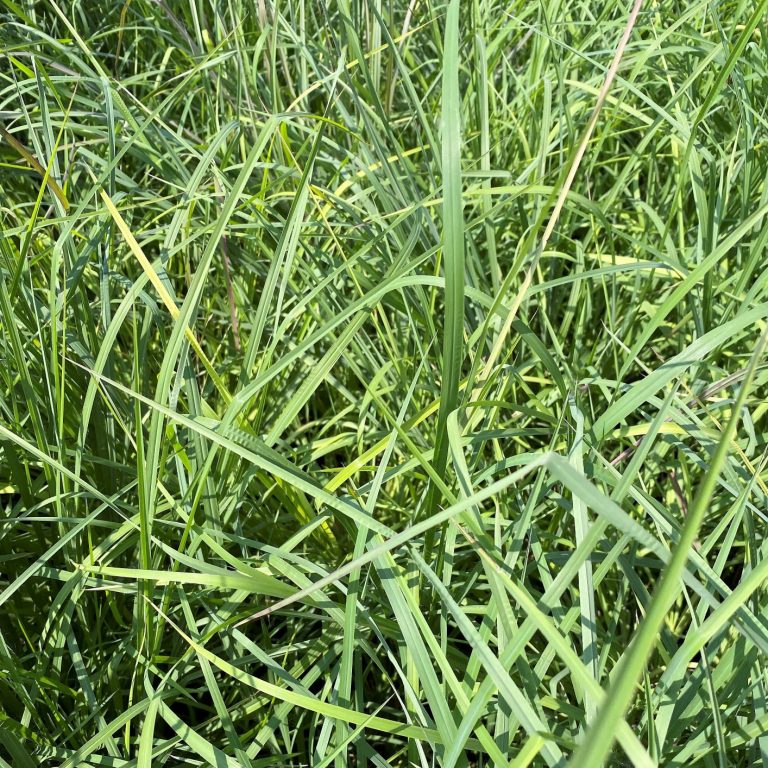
[2,1,768,766]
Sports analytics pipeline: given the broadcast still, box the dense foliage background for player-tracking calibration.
[2,0,768,765]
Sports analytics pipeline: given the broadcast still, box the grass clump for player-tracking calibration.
[2,1,768,766]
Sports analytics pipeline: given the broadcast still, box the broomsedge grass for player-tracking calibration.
[2,0,768,766]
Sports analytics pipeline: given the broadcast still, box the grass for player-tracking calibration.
[1,0,768,765]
